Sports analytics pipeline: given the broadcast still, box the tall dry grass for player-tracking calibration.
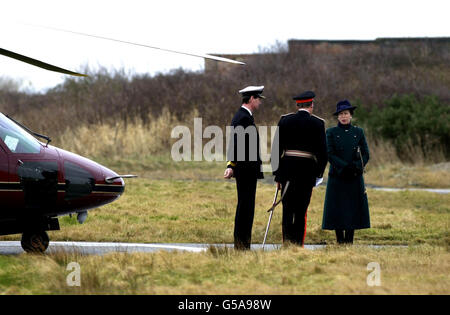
[55,108,181,159]
[46,108,450,188]
[53,112,447,166]
[1,245,449,294]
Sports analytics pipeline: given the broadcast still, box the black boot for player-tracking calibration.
[335,230,345,244]
[344,230,354,244]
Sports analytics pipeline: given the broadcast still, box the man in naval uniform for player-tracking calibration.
[271,91,327,246]
[224,86,265,250]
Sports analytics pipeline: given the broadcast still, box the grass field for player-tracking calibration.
[0,245,448,294]
[94,154,450,187]
[33,178,450,246]
[0,157,449,295]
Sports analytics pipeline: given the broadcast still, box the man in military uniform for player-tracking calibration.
[271,91,327,246]
[224,86,265,250]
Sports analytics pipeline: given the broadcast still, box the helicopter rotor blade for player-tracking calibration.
[0,47,87,77]
[32,25,246,65]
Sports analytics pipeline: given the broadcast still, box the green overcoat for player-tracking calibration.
[322,123,370,230]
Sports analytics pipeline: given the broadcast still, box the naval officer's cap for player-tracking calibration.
[293,91,315,104]
[239,86,265,99]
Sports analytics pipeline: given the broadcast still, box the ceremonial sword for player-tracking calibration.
[262,181,290,250]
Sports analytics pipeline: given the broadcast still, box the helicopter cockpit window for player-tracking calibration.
[0,113,41,154]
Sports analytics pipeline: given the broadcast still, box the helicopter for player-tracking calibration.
[0,32,243,253]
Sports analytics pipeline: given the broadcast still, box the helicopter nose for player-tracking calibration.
[96,165,126,194]
[56,148,125,209]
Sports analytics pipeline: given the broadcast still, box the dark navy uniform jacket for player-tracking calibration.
[227,107,263,179]
[272,110,328,186]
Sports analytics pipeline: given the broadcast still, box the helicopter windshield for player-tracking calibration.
[0,113,41,154]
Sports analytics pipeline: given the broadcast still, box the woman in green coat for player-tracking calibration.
[322,100,370,244]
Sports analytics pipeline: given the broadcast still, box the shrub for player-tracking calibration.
[355,94,449,161]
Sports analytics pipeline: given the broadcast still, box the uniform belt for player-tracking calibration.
[284,150,317,162]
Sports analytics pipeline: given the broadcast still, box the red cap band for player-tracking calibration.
[295,98,313,104]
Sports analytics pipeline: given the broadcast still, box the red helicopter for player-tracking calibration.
[0,34,243,253]
[0,111,133,253]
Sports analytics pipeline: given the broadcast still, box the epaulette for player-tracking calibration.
[281,112,295,118]
[311,114,325,123]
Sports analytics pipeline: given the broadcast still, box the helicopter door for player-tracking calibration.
[19,160,59,211]
[8,159,59,213]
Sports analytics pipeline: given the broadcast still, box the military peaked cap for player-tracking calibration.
[239,86,266,99]
[293,91,315,104]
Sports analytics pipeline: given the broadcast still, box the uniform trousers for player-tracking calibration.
[281,181,313,246]
[234,173,258,250]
